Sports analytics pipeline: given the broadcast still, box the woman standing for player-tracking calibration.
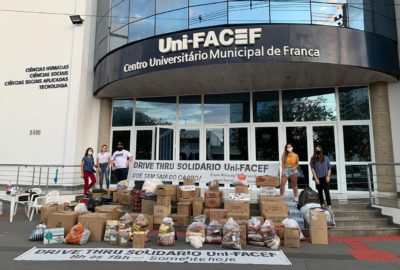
[280,143,299,201]
[81,147,97,195]
[310,145,332,209]
[97,144,111,190]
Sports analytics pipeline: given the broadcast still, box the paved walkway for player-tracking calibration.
[1,208,399,270]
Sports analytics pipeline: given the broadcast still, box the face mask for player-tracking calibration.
[316,151,321,155]
[287,147,293,152]
[117,147,123,151]
[88,151,93,155]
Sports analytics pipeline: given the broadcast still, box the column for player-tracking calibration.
[369,82,396,193]
[97,98,112,151]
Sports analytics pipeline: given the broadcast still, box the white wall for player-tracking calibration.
[0,0,99,185]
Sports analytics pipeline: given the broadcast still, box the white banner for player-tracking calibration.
[129,161,279,185]
[15,248,291,265]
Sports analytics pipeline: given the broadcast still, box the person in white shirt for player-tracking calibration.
[96,144,111,190]
[111,142,133,181]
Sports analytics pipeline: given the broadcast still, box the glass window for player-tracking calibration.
[96,13,111,45]
[98,0,112,18]
[111,0,129,32]
[112,130,131,153]
[136,130,153,160]
[311,0,347,26]
[135,97,176,126]
[270,0,311,24]
[348,0,372,32]
[179,96,201,125]
[189,2,227,29]
[339,86,370,120]
[229,128,248,161]
[343,125,371,162]
[112,99,133,127]
[190,0,218,5]
[282,88,336,122]
[255,127,279,161]
[207,128,224,160]
[158,128,174,160]
[180,129,200,160]
[253,91,279,122]
[286,126,308,161]
[346,165,370,191]
[156,0,188,13]
[156,8,188,35]
[329,165,338,190]
[312,126,336,161]
[130,0,155,22]
[128,17,155,42]
[95,37,110,63]
[204,93,250,124]
[229,0,269,24]
[110,35,127,51]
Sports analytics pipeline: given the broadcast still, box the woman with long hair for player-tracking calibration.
[310,145,332,209]
[81,147,97,195]
[96,144,111,190]
[280,143,299,201]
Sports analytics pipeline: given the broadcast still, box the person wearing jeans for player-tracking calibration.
[81,147,97,195]
[310,145,332,209]
[111,142,133,181]
[97,144,111,190]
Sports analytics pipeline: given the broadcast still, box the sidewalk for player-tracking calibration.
[1,208,399,270]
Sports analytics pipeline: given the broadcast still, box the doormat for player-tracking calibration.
[15,247,291,265]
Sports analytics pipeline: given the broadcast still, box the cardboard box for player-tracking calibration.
[210,209,227,221]
[130,213,154,230]
[224,200,250,214]
[181,190,195,199]
[179,197,194,204]
[205,191,222,198]
[226,212,250,220]
[133,231,145,248]
[78,213,112,241]
[275,223,285,240]
[156,185,176,196]
[235,185,249,194]
[260,201,288,217]
[208,180,219,192]
[195,188,201,198]
[205,197,221,208]
[43,228,64,245]
[157,196,172,206]
[192,198,203,217]
[141,198,156,215]
[112,190,119,203]
[203,208,210,218]
[176,214,190,226]
[47,211,85,235]
[154,205,171,224]
[183,178,196,186]
[41,204,58,224]
[118,190,133,205]
[177,202,191,216]
[256,175,280,187]
[309,210,328,244]
[95,205,123,220]
[239,224,247,246]
[259,195,285,203]
[284,227,301,248]
[264,214,287,224]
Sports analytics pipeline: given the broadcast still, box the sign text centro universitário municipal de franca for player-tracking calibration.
[123,27,321,73]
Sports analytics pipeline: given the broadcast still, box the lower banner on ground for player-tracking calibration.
[15,247,291,265]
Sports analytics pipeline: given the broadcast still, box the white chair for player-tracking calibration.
[29,190,60,221]
[26,188,42,218]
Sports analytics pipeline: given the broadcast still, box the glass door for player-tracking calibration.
[157,126,175,160]
[134,128,155,160]
[178,128,200,160]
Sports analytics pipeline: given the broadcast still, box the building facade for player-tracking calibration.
[1,0,400,195]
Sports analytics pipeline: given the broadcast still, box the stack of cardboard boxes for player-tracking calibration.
[175,178,203,225]
[154,185,174,225]
[204,180,222,209]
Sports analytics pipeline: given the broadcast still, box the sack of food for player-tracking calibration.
[28,224,47,241]
[142,178,163,193]
[133,214,150,242]
[104,220,118,242]
[74,203,88,212]
[186,220,206,248]
[232,173,248,186]
[157,217,175,246]
[206,220,223,244]
[282,218,305,240]
[222,218,241,250]
[260,220,280,249]
[247,217,263,245]
[64,223,91,245]
[118,213,133,230]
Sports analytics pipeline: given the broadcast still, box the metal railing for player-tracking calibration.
[0,164,82,194]
[367,162,400,208]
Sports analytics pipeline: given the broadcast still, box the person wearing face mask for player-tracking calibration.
[280,143,299,201]
[81,147,97,195]
[310,145,332,209]
[111,142,133,181]
[96,144,111,190]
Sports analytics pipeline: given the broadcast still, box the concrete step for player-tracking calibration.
[333,202,372,211]
[327,227,400,237]
[333,209,382,219]
[335,218,393,228]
